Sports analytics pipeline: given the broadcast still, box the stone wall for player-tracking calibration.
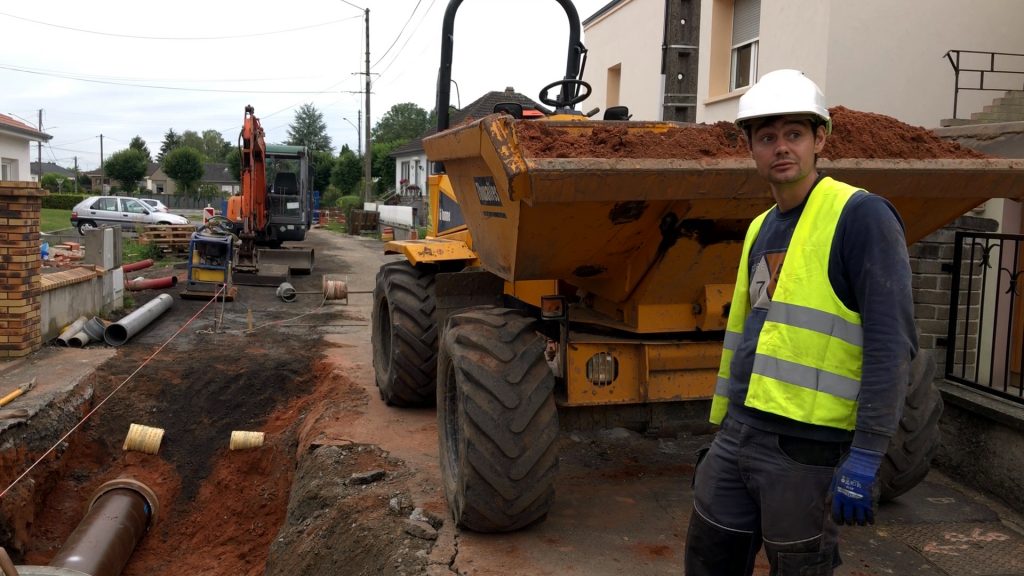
[0,182,45,358]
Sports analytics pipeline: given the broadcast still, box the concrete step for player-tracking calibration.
[940,117,1017,127]
[970,111,1024,122]
[982,103,1024,114]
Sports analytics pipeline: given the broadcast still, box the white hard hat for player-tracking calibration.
[735,69,831,134]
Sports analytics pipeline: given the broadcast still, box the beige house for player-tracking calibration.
[0,113,51,182]
[582,0,1024,128]
[581,0,1024,228]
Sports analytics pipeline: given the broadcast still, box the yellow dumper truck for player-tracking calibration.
[371,0,1024,532]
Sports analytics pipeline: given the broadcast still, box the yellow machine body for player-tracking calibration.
[413,114,1024,407]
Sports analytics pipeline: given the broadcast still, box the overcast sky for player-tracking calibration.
[3,0,611,173]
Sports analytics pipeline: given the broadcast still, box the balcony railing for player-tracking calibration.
[946,231,1024,404]
[944,49,1024,119]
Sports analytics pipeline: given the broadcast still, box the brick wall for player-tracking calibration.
[0,182,46,358]
[909,214,998,379]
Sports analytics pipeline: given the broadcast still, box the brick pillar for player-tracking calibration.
[0,182,46,358]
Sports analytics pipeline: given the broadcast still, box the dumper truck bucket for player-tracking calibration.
[423,114,1024,304]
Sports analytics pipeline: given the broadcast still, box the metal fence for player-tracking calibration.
[946,231,1024,403]
[944,49,1024,119]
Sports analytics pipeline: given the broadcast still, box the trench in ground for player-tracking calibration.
[0,327,424,576]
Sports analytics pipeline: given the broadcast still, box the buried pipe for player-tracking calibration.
[55,316,89,347]
[45,478,159,576]
[125,276,177,291]
[103,293,173,347]
[121,259,154,273]
[5,479,159,576]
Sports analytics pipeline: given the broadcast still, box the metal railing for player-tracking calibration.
[946,231,1024,404]
[945,49,1024,119]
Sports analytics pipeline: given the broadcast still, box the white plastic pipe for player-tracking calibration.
[103,294,173,347]
[56,316,89,347]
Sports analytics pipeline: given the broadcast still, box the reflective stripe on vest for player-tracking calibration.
[712,177,864,430]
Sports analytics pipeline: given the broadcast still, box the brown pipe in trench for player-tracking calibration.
[47,478,159,576]
[121,259,155,273]
[125,276,177,291]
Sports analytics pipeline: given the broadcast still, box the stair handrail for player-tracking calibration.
[945,49,1024,119]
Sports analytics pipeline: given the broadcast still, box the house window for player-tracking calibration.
[730,0,760,91]
[1,158,16,181]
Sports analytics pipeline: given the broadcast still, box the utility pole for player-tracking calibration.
[99,134,105,191]
[73,156,79,193]
[363,7,372,204]
[36,109,42,183]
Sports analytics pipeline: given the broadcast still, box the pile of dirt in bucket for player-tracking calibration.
[515,106,989,160]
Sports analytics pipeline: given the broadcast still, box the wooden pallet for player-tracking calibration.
[138,224,196,254]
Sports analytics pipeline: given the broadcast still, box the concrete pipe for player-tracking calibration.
[55,316,89,347]
[12,479,159,576]
[83,317,106,342]
[121,259,155,273]
[68,330,93,348]
[126,276,178,291]
[103,293,173,347]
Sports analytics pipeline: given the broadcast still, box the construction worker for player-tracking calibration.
[683,69,917,575]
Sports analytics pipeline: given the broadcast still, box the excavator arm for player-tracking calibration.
[231,104,267,270]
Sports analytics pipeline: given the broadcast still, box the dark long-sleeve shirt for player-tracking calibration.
[727,176,919,453]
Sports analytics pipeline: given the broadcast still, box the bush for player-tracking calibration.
[42,194,89,210]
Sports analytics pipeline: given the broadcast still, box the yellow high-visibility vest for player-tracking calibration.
[711,177,863,430]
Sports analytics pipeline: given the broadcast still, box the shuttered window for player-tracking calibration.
[730,0,760,90]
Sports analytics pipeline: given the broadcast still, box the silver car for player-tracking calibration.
[70,195,191,235]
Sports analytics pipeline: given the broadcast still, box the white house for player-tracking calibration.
[581,0,1024,128]
[0,113,51,183]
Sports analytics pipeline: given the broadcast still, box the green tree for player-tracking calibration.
[129,136,152,163]
[181,130,205,157]
[330,145,362,195]
[40,173,65,193]
[372,102,430,143]
[225,147,241,182]
[371,140,401,194]
[286,103,333,152]
[163,147,205,196]
[310,150,334,193]
[157,129,182,162]
[104,148,149,194]
[201,129,232,162]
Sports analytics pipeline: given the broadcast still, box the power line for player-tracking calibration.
[371,0,424,69]
[0,11,360,40]
[0,63,360,94]
[372,0,439,81]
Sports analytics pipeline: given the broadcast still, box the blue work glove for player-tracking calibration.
[830,447,884,526]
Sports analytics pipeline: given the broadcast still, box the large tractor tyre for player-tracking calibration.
[371,261,438,406]
[878,349,943,501]
[437,307,559,532]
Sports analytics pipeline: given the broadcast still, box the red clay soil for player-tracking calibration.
[17,330,328,575]
[516,106,988,160]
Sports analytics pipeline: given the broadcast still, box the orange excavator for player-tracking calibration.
[182,105,314,299]
[230,104,268,273]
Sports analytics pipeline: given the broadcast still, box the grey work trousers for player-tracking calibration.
[687,416,845,575]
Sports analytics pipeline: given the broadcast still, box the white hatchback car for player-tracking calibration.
[70,195,191,235]
[140,198,170,212]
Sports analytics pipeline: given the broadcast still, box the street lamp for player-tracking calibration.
[342,115,361,157]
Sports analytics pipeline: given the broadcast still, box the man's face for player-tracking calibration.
[747,116,826,186]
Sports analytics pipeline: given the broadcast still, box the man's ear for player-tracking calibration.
[813,124,827,153]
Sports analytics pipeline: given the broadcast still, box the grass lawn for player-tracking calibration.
[41,208,73,233]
